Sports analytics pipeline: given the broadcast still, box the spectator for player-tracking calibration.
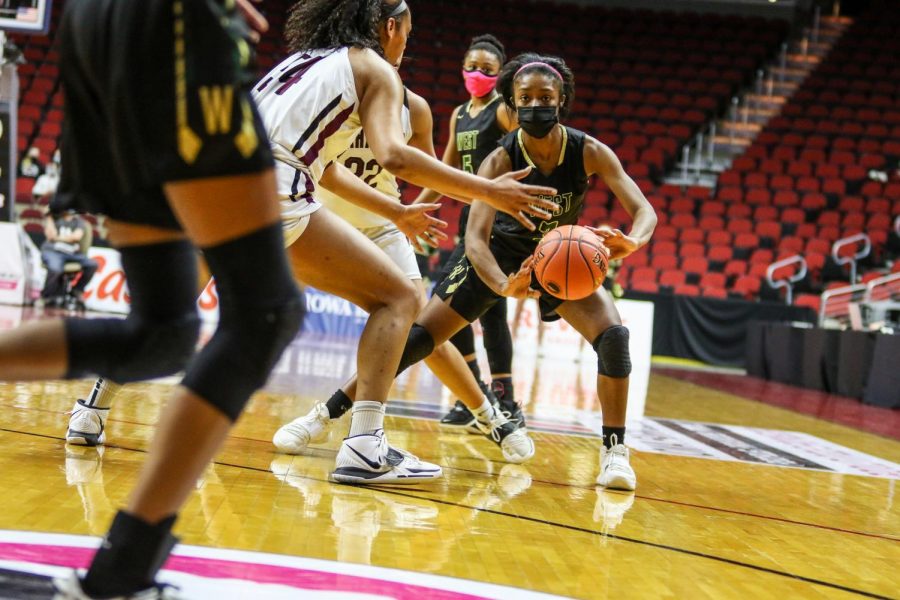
[18,146,44,179]
[41,208,97,305]
[32,161,60,200]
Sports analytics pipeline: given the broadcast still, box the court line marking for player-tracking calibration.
[1,421,897,544]
[0,426,894,599]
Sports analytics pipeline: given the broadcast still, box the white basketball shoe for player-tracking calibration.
[53,572,181,599]
[478,411,535,464]
[272,402,332,454]
[65,401,109,446]
[596,439,637,491]
[331,430,442,484]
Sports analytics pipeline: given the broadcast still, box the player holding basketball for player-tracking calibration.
[415,35,524,432]
[66,0,555,487]
[298,53,656,489]
[457,53,656,488]
[1,0,306,597]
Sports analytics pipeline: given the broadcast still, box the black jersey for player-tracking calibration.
[455,95,506,175]
[490,126,589,263]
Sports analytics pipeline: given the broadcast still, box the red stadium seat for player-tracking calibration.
[682,257,708,275]
[707,230,732,247]
[659,270,686,287]
[725,259,748,277]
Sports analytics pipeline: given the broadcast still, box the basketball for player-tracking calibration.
[533,225,609,300]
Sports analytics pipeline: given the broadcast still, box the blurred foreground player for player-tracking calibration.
[0,0,305,597]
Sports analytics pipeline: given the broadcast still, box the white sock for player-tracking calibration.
[348,401,385,436]
[84,378,122,410]
[471,397,497,427]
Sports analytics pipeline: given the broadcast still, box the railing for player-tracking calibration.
[866,272,900,303]
[818,283,867,326]
[831,232,871,283]
[766,255,807,305]
[815,273,900,326]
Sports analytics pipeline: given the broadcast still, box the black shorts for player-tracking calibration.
[57,0,273,230]
[433,243,563,323]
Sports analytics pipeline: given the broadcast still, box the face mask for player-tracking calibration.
[517,106,559,138]
[462,69,498,98]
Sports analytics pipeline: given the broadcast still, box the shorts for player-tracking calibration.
[359,224,422,281]
[282,203,322,247]
[433,243,563,323]
[57,0,273,230]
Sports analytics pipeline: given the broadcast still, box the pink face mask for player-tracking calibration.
[462,69,498,98]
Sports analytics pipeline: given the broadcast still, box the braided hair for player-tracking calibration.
[497,53,575,118]
[466,34,506,65]
[285,0,410,54]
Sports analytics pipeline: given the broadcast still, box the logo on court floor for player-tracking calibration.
[0,531,564,600]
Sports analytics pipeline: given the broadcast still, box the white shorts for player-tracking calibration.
[282,203,322,247]
[359,223,422,281]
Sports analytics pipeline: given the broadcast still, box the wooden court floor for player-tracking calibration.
[0,326,897,598]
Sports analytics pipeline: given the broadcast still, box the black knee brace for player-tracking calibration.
[65,240,201,383]
[592,325,631,378]
[181,224,305,421]
[395,323,435,375]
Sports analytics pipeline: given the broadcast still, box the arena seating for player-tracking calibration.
[610,3,899,302]
[9,0,895,307]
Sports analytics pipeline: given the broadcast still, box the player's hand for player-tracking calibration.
[485,167,559,232]
[499,256,541,299]
[395,203,448,253]
[236,0,269,43]
[586,226,639,260]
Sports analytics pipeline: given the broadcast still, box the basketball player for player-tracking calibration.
[1,0,306,597]
[417,35,524,432]
[67,0,556,486]
[69,85,535,466]
[296,53,657,490]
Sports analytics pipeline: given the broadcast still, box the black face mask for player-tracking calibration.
[517,106,559,139]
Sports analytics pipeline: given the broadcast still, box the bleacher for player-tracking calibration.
[7,0,896,308]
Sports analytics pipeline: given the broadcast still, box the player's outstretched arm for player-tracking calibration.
[584,136,657,260]
[351,49,558,230]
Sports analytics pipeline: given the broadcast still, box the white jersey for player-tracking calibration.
[253,48,362,221]
[314,92,412,229]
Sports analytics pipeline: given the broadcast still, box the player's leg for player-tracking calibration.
[281,247,534,464]
[556,287,635,490]
[276,209,439,483]
[480,298,524,428]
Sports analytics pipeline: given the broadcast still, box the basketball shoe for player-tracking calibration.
[477,410,535,464]
[53,572,181,599]
[272,402,332,454]
[65,400,109,446]
[596,438,636,491]
[331,430,442,484]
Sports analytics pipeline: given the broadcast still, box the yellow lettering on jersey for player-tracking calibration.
[199,86,234,135]
[456,130,478,152]
[444,264,469,295]
[233,98,259,158]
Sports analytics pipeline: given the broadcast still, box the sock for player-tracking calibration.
[84,378,122,410]
[470,396,496,428]
[491,376,514,404]
[81,511,178,598]
[348,401,385,437]
[602,426,626,449]
[325,388,353,419]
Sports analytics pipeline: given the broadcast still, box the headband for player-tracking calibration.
[515,61,563,81]
[384,0,408,18]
